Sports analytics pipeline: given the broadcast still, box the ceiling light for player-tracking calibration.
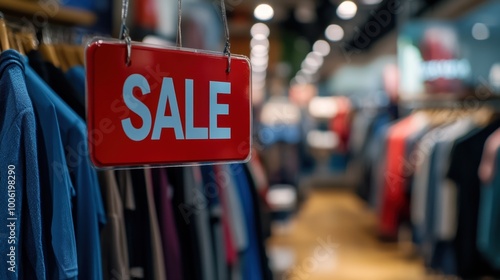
[251,53,269,62]
[252,72,267,82]
[313,40,331,56]
[252,64,268,72]
[250,23,270,37]
[251,57,269,67]
[293,75,308,85]
[472,23,489,40]
[252,33,267,41]
[251,37,269,48]
[254,4,274,21]
[337,1,357,20]
[251,45,269,54]
[305,52,324,68]
[301,67,316,75]
[325,24,344,41]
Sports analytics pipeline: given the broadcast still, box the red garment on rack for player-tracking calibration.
[379,115,420,237]
[479,128,500,183]
[329,97,352,152]
[134,0,158,30]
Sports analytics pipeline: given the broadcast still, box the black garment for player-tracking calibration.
[125,170,154,280]
[447,119,500,279]
[27,50,85,119]
[167,167,203,280]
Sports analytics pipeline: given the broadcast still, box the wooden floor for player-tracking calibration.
[267,189,432,280]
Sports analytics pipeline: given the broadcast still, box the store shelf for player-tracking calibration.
[0,0,96,27]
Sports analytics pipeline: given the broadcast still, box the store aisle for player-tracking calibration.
[268,189,430,280]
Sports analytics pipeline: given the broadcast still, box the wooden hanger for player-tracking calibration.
[7,28,23,55]
[54,44,70,71]
[14,33,25,55]
[0,14,10,52]
[19,32,37,53]
[57,43,80,70]
[39,27,61,68]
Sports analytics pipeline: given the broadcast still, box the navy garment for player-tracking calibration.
[24,55,78,279]
[447,120,500,279]
[0,50,46,279]
[167,167,203,280]
[65,66,86,105]
[356,113,391,202]
[27,50,85,119]
[125,170,154,280]
[230,164,263,280]
[24,62,106,280]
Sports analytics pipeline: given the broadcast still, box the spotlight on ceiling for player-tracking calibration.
[337,1,357,20]
[325,24,344,42]
[251,23,270,38]
[254,4,274,21]
[313,40,331,57]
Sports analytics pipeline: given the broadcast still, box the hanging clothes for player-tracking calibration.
[0,49,46,280]
[99,171,130,280]
[23,54,78,279]
[478,129,500,269]
[24,56,106,280]
[0,45,273,280]
[230,164,264,280]
[379,114,428,238]
[446,119,500,278]
[125,170,155,279]
[152,168,183,280]
[27,50,85,119]
[188,166,217,280]
[169,167,204,280]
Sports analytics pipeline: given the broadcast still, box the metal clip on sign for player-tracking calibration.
[85,0,252,169]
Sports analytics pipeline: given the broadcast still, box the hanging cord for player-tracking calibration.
[119,0,131,66]
[176,0,182,47]
[220,0,231,73]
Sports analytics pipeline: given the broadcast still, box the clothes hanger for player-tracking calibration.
[7,27,23,55]
[54,44,70,71]
[63,44,82,68]
[19,32,38,53]
[0,13,10,52]
[51,26,82,71]
[18,21,38,53]
[59,27,82,70]
[39,27,61,68]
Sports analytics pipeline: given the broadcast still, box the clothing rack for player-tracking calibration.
[0,0,96,27]
[399,91,500,110]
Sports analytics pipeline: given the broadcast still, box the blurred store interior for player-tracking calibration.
[3,0,500,279]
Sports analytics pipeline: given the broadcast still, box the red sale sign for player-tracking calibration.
[85,39,252,168]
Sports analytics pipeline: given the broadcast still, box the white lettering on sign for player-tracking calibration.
[121,74,231,141]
